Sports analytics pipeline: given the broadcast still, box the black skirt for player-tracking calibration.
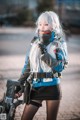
[30,84,62,100]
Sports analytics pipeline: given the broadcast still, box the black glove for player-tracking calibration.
[15,84,24,98]
[38,43,47,54]
[15,80,24,94]
[15,71,30,93]
[15,85,22,93]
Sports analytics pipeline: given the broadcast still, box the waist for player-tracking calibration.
[32,72,59,79]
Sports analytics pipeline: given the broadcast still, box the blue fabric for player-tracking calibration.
[50,36,66,73]
[56,49,64,60]
[33,77,60,88]
[54,62,64,72]
[50,31,55,42]
[53,49,65,72]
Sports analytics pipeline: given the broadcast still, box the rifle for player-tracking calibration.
[0,80,23,120]
[0,73,33,120]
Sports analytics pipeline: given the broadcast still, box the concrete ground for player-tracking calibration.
[0,27,80,120]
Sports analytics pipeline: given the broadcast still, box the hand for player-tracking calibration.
[38,43,47,54]
[15,92,22,98]
[14,85,23,98]
[15,85,21,93]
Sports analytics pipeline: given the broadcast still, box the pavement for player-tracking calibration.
[0,27,80,120]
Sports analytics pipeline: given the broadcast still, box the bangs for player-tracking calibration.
[36,13,52,25]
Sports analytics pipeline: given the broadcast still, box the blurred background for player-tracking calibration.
[0,0,80,33]
[0,0,80,120]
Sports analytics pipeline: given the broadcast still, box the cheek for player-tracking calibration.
[45,26,52,31]
[48,25,53,30]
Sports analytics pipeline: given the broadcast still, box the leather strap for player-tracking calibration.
[33,72,58,78]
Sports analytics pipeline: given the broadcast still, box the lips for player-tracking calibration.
[39,30,51,35]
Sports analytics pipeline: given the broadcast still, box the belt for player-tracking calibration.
[33,72,58,78]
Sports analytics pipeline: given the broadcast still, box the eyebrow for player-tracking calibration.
[38,23,49,25]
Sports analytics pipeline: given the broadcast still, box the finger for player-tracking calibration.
[15,93,22,98]
[15,94,19,98]
[18,92,22,97]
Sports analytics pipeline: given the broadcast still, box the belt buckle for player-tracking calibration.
[46,72,51,78]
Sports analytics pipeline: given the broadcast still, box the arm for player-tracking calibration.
[53,48,66,72]
[39,41,68,73]
[53,41,68,72]
[19,47,31,84]
[38,43,58,68]
[40,52,58,68]
[18,57,30,84]
[15,47,31,93]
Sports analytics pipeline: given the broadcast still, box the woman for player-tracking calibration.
[15,11,68,120]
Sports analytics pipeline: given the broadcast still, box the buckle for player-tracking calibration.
[46,73,52,78]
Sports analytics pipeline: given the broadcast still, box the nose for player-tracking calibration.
[41,25,44,31]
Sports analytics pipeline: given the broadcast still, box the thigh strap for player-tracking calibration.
[29,100,42,107]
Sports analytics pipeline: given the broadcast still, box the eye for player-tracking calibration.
[45,24,48,26]
[39,23,42,26]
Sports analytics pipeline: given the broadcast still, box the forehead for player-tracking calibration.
[38,19,48,24]
[38,14,51,24]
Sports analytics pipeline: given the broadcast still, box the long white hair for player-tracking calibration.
[36,11,63,36]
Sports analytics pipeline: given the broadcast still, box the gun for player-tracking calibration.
[0,73,34,120]
[0,80,23,120]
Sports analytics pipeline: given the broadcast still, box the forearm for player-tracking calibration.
[18,53,30,84]
[54,48,68,72]
[40,49,66,73]
[40,52,58,68]
[18,71,30,84]
[15,61,30,93]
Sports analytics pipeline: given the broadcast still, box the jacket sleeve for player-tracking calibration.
[18,46,31,84]
[53,49,65,72]
[40,41,68,73]
[54,41,68,72]
[15,47,31,93]
[40,53,58,68]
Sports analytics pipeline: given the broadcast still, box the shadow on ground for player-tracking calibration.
[70,118,80,120]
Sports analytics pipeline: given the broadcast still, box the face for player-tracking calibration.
[38,18,53,33]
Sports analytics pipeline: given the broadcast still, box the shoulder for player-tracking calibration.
[31,36,39,44]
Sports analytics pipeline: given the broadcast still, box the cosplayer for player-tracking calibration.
[15,11,68,120]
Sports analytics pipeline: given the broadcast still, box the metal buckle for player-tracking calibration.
[46,72,52,78]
